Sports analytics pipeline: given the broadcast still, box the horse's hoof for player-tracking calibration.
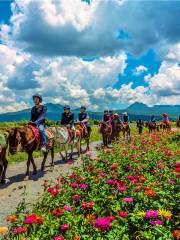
[41,167,45,172]
[24,176,29,181]
[0,179,7,184]
[33,170,37,175]
[51,163,54,167]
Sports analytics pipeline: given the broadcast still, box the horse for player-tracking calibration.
[8,125,55,177]
[49,126,81,161]
[147,121,158,133]
[160,121,171,131]
[177,120,180,128]
[121,122,130,140]
[99,121,112,146]
[0,130,9,184]
[111,119,121,141]
[74,122,91,152]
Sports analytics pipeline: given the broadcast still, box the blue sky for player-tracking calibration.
[0,1,12,24]
[0,0,180,112]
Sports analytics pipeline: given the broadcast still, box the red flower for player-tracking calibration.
[118,211,128,218]
[52,208,64,217]
[13,227,27,234]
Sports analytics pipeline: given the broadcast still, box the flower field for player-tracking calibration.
[1,131,180,240]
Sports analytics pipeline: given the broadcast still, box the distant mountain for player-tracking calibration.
[124,102,180,118]
[0,102,179,122]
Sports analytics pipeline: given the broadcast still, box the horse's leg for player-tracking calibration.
[25,154,31,177]
[86,138,90,151]
[30,153,37,175]
[1,158,8,184]
[0,163,3,183]
[41,152,48,171]
[59,145,65,161]
[51,147,54,166]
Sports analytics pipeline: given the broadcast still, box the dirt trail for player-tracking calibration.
[0,141,101,226]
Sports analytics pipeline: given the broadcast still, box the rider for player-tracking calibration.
[122,112,130,127]
[78,106,91,135]
[150,115,156,123]
[136,118,144,135]
[162,113,169,124]
[102,109,111,122]
[30,94,47,152]
[109,110,114,121]
[61,105,74,127]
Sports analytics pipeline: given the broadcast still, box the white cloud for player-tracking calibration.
[166,43,180,62]
[3,0,180,58]
[133,65,148,76]
[149,61,180,96]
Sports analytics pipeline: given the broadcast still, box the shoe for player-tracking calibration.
[41,145,47,152]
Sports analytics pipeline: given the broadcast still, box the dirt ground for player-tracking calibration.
[0,141,100,226]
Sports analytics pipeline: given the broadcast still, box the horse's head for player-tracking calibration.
[8,128,21,155]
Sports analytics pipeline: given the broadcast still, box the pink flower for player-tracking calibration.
[95,217,111,231]
[99,172,107,177]
[79,183,88,189]
[117,186,127,191]
[141,140,146,145]
[126,176,135,180]
[61,223,69,232]
[146,210,158,219]
[13,227,27,234]
[54,236,64,240]
[118,211,128,218]
[168,179,174,185]
[63,205,72,212]
[122,197,134,203]
[72,195,81,201]
[106,179,117,186]
[164,216,172,219]
[71,182,79,188]
[150,219,164,225]
[47,187,59,196]
[81,202,94,210]
[24,213,37,224]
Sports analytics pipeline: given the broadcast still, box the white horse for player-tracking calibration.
[50,126,81,161]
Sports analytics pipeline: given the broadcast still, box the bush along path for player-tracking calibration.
[1,132,180,240]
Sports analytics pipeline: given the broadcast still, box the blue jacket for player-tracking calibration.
[31,105,47,126]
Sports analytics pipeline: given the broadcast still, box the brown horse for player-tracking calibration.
[147,121,159,133]
[160,122,171,131]
[111,119,121,141]
[121,122,130,140]
[177,120,180,128]
[0,130,9,184]
[99,121,112,146]
[74,122,91,152]
[8,125,55,178]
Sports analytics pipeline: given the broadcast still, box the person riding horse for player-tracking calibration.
[162,113,170,124]
[136,118,144,135]
[111,113,121,140]
[78,106,91,135]
[30,94,47,152]
[61,105,74,139]
[122,112,130,129]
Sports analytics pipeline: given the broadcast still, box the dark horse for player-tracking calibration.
[99,121,112,146]
[0,130,9,184]
[8,125,55,178]
[160,122,171,131]
[147,121,159,133]
[74,122,91,152]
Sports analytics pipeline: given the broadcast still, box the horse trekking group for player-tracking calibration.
[0,94,177,185]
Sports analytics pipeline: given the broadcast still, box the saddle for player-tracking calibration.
[29,126,54,148]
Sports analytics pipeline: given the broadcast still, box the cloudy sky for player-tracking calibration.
[0,0,180,113]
